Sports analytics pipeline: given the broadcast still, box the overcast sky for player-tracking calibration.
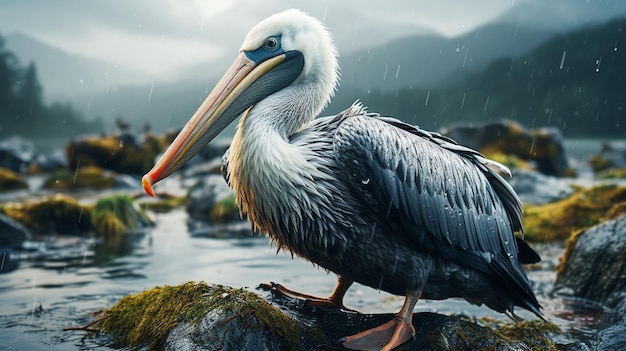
[0,0,534,75]
[1,0,624,78]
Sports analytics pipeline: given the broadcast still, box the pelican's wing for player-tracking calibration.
[335,115,520,254]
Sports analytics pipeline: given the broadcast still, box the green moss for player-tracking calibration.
[496,320,560,351]
[43,166,115,190]
[101,282,301,350]
[0,167,28,192]
[91,194,153,240]
[0,194,91,235]
[523,184,626,241]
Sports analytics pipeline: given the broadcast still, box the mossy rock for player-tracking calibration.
[555,213,626,307]
[98,281,552,351]
[91,194,153,241]
[596,167,626,179]
[494,320,561,351]
[443,120,569,176]
[522,184,626,241]
[100,282,303,351]
[138,193,187,213]
[42,165,116,190]
[0,194,91,235]
[0,167,28,192]
[66,133,166,175]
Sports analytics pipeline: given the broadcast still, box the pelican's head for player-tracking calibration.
[142,9,338,196]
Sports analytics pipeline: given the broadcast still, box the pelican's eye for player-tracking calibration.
[263,37,279,51]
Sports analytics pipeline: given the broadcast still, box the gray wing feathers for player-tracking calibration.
[334,115,521,259]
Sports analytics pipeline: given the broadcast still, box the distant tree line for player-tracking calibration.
[0,34,103,139]
[330,17,625,138]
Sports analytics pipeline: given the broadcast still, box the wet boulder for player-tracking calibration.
[587,141,626,179]
[1,194,91,235]
[185,175,247,237]
[0,212,31,249]
[98,281,557,351]
[0,167,28,192]
[554,211,626,308]
[101,282,303,351]
[66,132,164,175]
[441,119,569,176]
[508,169,574,205]
[42,165,139,191]
[0,135,39,173]
[569,297,626,351]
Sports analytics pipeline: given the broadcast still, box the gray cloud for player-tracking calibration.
[1,0,624,78]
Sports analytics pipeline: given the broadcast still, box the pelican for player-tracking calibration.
[142,9,542,350]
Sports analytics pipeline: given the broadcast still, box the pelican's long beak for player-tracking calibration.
[142,49,304,197]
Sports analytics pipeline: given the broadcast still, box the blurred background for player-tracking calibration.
[0,0,624,143]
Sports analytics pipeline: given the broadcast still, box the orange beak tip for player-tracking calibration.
[142,175,156,198]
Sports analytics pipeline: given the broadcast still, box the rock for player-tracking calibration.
[587,141,626,179]
[0,167,28,192]
[0,135,39,173]
[509,169,574,205]
[554,212,626,308]
[65,132,164,175]
[99,281,556,351]
[568,297,626,351]
[522,185,626,241]
[0,249,20,273]
[0,213,32,248]
[1,194,91,235]
[32,149,67,172]
[441,120,569,176]
[91,194,153,241]
[42,165,139,191]
[186,175,241,224]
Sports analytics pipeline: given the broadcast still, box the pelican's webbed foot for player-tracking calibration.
[341,290,422,351]
[340,316,415,351]
[258,275,358,312]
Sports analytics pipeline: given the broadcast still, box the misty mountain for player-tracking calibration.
[4,33,150,101]
[65,20,565,133]
[331,17,626,137]
[338,21,556,92]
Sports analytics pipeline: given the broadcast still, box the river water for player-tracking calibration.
[0,138,616,350]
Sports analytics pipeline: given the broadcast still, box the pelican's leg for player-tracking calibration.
[259,275,357,312]
[341,290,422,351]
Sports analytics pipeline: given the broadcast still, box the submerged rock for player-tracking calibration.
[98,281,557,351]
[554,212,626,308]
[441,120,569,176]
